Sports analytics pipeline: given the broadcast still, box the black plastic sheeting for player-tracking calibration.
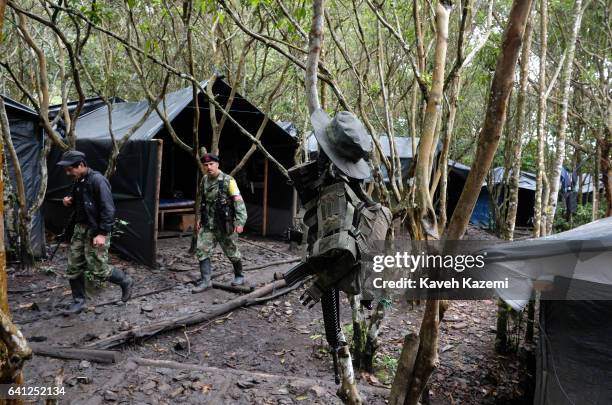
[2,97,45,257]
[489,217,612,405]
[536,299,612,405]
[45,139,161,267]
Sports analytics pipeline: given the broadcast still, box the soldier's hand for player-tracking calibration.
[63,196,73,207]
[196,221,201,231]
[93,234,106,248]
[234,225,244,234]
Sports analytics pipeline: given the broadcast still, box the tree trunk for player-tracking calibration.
[305,0,324,116]
[389,333,419,405]
[533,0,548,238]
[361,300,387,373]
[0,0,6,38]
[602,109,612,217]
[495,299,509,353]
[404,299,441,404]
[437,77,462,232]
[445,0,534,241]
[592,142,600,221]
[0,85,32,402]
[525,300,535,343]
[349,296,368,372]
[413,0,451,240]
[394,3,452,404]
[502,12,533,241]
[305,2,360,403]
[545,0,585,234]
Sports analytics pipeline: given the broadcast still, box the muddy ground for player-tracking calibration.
[8,228,529,404]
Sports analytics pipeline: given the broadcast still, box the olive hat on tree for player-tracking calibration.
[310,109,372,180]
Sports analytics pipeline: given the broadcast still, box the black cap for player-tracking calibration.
[56,150,87,166]
[201,153,219,163]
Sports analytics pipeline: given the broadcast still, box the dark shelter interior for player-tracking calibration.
[45,79,297,267]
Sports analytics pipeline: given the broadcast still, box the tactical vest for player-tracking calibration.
[201,172,235,233]
[299,180,392,295]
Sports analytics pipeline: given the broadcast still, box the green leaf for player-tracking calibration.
[295,6,306,21]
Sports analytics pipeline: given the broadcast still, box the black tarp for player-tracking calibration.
[488,217,612,405]
[45,79,297,267]
[45,139,161,267]
[2,96,45,257]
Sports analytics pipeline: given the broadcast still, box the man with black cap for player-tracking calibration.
[193,153,248,292]
[57,150,134,313]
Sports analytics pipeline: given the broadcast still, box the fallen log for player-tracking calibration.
[30,343,121,364]
[86,279,289,350]
[131,357,389,397]
[243,258,300,271]
[212,282,254,294]
[250,278,307,304]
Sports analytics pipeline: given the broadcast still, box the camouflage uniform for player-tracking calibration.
[66,223,112,280]
[196,171,248,263]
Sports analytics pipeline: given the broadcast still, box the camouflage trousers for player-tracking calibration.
[66,223,112,280]
[196,227,241,263]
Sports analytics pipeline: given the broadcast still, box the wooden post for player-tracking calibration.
[263,158,268,237]
[153,139,163,266]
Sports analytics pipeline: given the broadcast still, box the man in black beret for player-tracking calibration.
[193,153,248,292]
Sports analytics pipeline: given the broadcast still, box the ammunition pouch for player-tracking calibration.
[215,177,235,234]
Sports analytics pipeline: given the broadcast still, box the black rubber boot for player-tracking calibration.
[192,259,212,293]
[231,260,245,286]
[65,274,86,314]
[108,268,134,302]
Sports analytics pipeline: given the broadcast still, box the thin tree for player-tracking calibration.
[0,78,32,405]
[545,0,586,234]
[533,0,548,237]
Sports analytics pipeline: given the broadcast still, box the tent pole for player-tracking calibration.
[263,158,268,237]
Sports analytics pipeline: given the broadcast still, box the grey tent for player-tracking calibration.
[487,217,612,405]
[45,79,297,267]
[2,96,45,257]
[48,97,125,119]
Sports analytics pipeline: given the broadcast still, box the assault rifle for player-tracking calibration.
[283,259,346,384]
[48,211,76,262]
